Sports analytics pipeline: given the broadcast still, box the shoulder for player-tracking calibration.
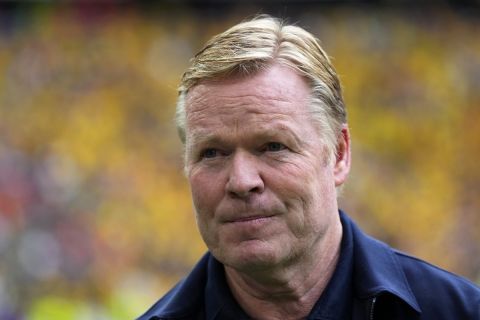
[393,249,480,318]
[341,211,480,318]
[136,280,191,320]
[136,253,210,320]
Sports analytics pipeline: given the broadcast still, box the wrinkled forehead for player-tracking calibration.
[184,63,313,123]
[186,86,308,118]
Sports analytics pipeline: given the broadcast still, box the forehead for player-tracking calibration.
[185,64,312,124]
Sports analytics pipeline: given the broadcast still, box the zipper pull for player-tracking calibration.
[368,297,377,320]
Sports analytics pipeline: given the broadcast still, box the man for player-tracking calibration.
[139,16,480,320]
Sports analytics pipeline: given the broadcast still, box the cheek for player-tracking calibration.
[189,171,225,217]
[270,160,336,219]
[189,171,225,249]
[272,160,325,197]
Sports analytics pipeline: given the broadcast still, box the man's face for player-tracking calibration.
[184,64,348,271]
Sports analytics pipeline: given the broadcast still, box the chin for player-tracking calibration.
[214,240,284,272]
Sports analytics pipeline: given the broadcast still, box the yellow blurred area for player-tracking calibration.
[0,3,479,319]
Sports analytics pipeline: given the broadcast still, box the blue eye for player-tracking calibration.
[266,142,286,152]
[202,148,218,159]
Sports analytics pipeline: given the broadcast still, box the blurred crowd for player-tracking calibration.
[0,4,479,319]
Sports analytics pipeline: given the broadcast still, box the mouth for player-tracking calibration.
[225,214,275,224]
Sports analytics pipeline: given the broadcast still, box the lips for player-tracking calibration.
[226,214,275,224]
[216,198,285,224]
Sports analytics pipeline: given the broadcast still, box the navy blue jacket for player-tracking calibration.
[138,211,480,319]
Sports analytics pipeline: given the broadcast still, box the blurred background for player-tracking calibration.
[1,1,479,319]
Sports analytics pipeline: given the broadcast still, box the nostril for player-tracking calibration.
[250,186,261,194]
[230,186,261,198]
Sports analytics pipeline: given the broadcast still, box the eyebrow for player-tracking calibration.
[188,133,225,149]
[187,122,304,149]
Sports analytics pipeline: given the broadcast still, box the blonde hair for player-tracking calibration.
[176,15,346,157]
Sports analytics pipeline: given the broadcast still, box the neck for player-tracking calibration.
[224,218,343,320]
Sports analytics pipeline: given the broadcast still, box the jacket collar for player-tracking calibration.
[139,211,422,319]
[340,211,421,313]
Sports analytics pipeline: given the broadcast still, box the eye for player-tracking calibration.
[265,142,286,152]
[201,148,219,159]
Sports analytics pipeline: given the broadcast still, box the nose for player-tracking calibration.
[225,150,264,199]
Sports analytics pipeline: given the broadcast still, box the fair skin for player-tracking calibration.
[185,63,351,319]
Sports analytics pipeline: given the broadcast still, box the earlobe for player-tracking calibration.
[334,125,351,187]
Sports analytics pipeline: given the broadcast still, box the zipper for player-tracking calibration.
[368,297,377,320]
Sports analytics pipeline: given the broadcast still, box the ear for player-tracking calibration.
[334,125,351,187]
